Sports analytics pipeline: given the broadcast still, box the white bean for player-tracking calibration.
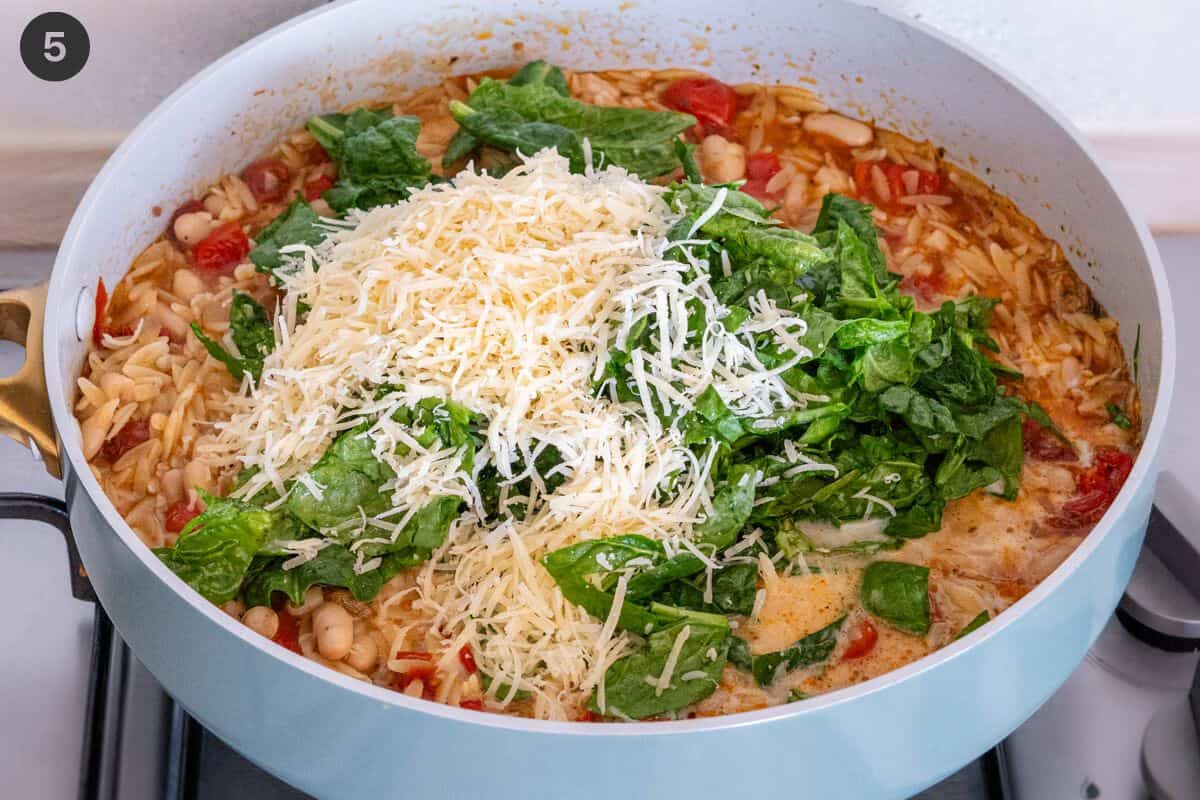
[172,269,206,302]
[242,606,279,639]
[286,586,324,617]
[699,135,747,184]
[345,636,378,672]
[313,603,354,660]
[802,112,874,147]
[173,211,214,246]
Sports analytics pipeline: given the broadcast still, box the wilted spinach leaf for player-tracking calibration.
[727,617,844,686]
[588,620,729,719]
[154,493,278,604]
[190,290,273,381]
[448,70,695,177]
[250,196,325,279]
[861,561,930,635]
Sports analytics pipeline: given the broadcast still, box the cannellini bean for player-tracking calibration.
[803,112,874,147]
[313,603,354,660]
[345,636,378,672]
[172,269,206,302]
[242,606,280,639]
[221,599,246,619]
[173,211,214,246]
[287,585,324,616]
[699,135,746,184]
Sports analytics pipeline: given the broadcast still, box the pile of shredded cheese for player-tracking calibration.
[207,151,819,719]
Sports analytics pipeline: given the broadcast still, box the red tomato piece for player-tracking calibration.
[1022,417,1077,462]
[741,151,782,200]
[458,645,478,674]
[1048,448,1133,529]
[662,78,738,130]
[842,619,878,660]
[99,418,150,463]
[459,699,484,711]
[164,499,202,534]
[881,163,908,203]
[193,223,250,276]
[303,174,335,202]
[241,158,291,204]
[576,710,601,722]
[853,161,874,200]
[917,169,942,195]
[272,610,302,654]
[92,278,108,347]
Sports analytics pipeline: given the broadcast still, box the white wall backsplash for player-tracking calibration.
[3,1,1197,131]
[1,0,1196,246]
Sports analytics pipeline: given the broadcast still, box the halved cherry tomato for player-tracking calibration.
[1048,448,1133,529]
[164,499,202,534]
[272,610,302,653]
[1022,417,1077,462]
[842,619,878,660]
[92,278,108,347]
[662,78,738,133]
[881,163,908,203]
[303,174,335,202]
[99,419,150,463]
[459,699,485,711]
[741,151,782,200]
[167,199,205,243]
[576,710,601,722]
[241,158,291,204]
[458,645,478,674]
[853,161,873,199]
[193,223,250,276]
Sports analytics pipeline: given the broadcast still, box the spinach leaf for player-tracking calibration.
[284,398,473,538]
[243,544,425,608]
[306,108,433,212]
[654,562,759,616]
[448,74,696,177]
[189,290,273,381]
[727,617,844,686]
[588,621,729,719]
[249,197,325,279]
[861,561,930,635]
[624,464,758,601]
[1106,403,1133,429]
[154,493,277,604]
[540,535,665,633]
[443,60,570,166]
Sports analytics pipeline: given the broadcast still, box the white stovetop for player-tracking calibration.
[0,234,1197,797]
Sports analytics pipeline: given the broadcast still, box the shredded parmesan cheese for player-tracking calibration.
[199,151,812,719]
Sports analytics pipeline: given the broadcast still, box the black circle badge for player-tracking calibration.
[20,12,89,82]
